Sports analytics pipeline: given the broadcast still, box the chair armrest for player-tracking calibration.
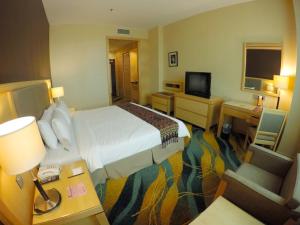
[221,170,290,224]
[248,144,293,177]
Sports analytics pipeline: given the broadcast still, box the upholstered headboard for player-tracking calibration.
[0,82,50,123]
[0,81,51,225]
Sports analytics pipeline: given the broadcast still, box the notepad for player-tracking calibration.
[72,167,83,176]
[67,182,87,198]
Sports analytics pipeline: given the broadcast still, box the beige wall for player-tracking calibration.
[137,27,162,104]
[50,24,148,109]
[277,0,300,157]
[163,0,296,110]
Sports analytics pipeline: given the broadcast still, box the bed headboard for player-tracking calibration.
[0,81,51,225]
[0,82,50,123]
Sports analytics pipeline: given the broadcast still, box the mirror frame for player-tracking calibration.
[241,43,283,97]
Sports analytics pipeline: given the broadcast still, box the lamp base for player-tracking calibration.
[34,188,61,214]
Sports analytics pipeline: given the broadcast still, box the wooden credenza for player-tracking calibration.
[174,93,223,130]
[152,92,174,115]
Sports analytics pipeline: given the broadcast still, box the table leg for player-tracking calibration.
[95,212,110,225]
[217,106,224,137]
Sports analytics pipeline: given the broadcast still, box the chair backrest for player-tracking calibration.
[253,108,287,150]
[280,154,300,210]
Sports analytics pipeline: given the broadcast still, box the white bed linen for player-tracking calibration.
[41,144,83,166]
[73,104,190,173]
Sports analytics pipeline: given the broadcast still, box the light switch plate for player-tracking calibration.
[16,175,24,189]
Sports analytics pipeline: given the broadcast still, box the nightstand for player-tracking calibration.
[152,92,174,115]
[32,160,109,225]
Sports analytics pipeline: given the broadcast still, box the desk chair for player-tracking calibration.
[215,144,300,225]
[243,108,287,151]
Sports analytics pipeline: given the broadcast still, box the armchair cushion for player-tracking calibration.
[281,154,300,209]
[237,163,282,194]
[248,144,293,177]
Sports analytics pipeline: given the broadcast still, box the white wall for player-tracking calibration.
[50,24,148,109]
[163,0,296,110]
[277,0,300,157]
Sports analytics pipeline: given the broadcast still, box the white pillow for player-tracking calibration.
[42,103,56,121]
[38,104,58,149]
[37,120,58,149]
[52,110,73,151]
[56,101,71,125]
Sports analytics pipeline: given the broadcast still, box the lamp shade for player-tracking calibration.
[51,87,64,98]
[0,116,46,175]
[273,75,289,90]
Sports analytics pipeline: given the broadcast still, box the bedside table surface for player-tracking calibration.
[33,160,103,225]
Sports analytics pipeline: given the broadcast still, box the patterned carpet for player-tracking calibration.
[95,125,241,225]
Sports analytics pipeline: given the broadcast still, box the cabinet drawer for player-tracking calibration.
[153,102,168,113]
[176,97,208,115]
[175,108,207,128]
[152,95,168,106]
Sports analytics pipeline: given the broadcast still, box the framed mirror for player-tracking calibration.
[242,43,282,96]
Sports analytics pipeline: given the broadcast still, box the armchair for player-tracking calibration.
[215,144,300,225]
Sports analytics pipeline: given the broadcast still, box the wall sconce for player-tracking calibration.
[51,87,64,101]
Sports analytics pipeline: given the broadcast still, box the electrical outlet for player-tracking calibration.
[16,175,24,189]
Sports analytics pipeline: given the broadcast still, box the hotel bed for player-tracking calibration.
[1,82,189,184]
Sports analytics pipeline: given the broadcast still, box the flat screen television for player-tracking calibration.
[185,72,211,98]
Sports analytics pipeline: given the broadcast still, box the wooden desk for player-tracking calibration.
[33,160,109,225]
[190,196,263,225]
[217,101,261,137]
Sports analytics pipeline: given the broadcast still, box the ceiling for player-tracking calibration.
[42,0,253,29]
[109,39,137,52]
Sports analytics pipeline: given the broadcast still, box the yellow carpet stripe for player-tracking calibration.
[160,183,179,225]
[103,176,128,213]
[134,167,166,225]
[167,152,183,184]
[203,131,220,154]
[200,146,212,177]
[214,155,225,177]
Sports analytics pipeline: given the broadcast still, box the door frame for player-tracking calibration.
[106,36,140,105]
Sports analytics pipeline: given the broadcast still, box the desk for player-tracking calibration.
[189,196,263,225]
[217,101,262,137]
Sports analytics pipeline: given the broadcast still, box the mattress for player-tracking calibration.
[72,103,190,173]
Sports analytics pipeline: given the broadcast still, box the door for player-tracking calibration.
[109,59,117,98]
[130,48,139,103]
[123,52,131,100]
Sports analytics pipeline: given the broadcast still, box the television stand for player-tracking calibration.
[174,93,223,130]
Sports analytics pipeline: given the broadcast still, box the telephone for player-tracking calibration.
[38,165,61,184]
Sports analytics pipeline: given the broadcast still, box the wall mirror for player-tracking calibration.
[242,43,282,96]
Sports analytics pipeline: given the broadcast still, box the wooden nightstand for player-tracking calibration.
[152,92,174,115]
[32,160,109,225]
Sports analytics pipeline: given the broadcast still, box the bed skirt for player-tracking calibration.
[91,137,184,184]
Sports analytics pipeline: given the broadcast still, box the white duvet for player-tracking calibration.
[72,103,190,172]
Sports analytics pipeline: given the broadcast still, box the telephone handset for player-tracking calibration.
[38,165,61,184]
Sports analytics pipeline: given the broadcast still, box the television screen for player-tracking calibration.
[185,72,211,98]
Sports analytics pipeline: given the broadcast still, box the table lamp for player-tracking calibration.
[51,87,64,101]
[0,116,61,213]
[273,75,289,109]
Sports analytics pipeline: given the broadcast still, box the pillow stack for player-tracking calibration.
[37,103,58,149]
[52,102,74,151]
[38,101,75,151]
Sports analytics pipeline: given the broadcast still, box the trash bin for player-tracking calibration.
[221,123,232,140]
